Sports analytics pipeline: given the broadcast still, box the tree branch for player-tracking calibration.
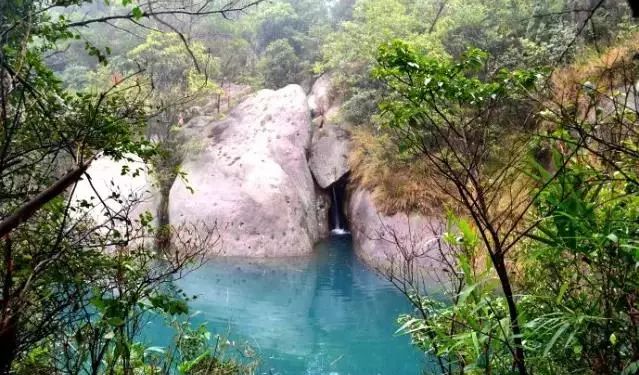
[67,1,265,28]
[0,155,96,238]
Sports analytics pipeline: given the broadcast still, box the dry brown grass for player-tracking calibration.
[348,128,450,216]
[540,31,639,180]
[551,31,639,107]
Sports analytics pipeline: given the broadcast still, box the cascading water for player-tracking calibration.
[329,178,349,235]
[331,185,344,233]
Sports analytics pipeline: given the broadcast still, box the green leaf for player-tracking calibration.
[395,317,420,335]
[471,332,480,357]
[544,322,570,356]
[131,6,144,19]
[556,281,569,304]
[458,281,482,304]
[622,360,639,375]
[107,317,125,327]
[607,233,619,243]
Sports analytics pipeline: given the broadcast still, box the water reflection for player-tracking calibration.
[152,235,426,375]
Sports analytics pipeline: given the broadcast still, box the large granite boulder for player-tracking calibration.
[347,187,442,270]
[74,155,155,225]
[309,125,351,189]
[170,85,325,256]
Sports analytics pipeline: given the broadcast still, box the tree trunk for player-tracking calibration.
[0,316,18,374]
[0,159,93,238]
[494,255,527,375]
[155,184,171,252]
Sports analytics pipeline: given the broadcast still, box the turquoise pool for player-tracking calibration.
[148,235,427,374]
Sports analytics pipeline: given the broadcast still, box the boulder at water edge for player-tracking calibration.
[170,84,325,256]
[347,187,442,270]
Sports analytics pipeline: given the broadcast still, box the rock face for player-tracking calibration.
[74,156,155,224]
[347,187,442,269]
[307,73,333,118]
[170,85,326,256]
[307,73,342,123]
[307,73,351,189]
[309,125,351,189]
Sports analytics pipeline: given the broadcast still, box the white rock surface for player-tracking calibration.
[170,85,324,256]
[74,155,155,225]
[309,124,351,189]
[347,187,443,270]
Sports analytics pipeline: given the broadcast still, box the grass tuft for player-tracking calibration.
[348,128,448,216]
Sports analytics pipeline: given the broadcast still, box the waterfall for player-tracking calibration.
[330,184,349,235]
[331,185,342,230]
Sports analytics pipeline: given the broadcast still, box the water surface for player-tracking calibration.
[153,235,426,374]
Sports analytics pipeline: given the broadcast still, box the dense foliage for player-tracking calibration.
[374,21,639,374]
[316,0,634,125]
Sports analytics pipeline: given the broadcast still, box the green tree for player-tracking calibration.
[127,31,220,251]
[258,39,303,88]
[374,40,543,374]
[375,23,639,375]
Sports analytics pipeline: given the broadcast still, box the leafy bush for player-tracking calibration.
[377,26,639,375]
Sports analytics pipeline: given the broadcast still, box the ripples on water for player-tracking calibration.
[147,235,427,375]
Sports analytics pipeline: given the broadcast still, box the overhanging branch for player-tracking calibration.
[67,0,265,28]
[0,155,96,238]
